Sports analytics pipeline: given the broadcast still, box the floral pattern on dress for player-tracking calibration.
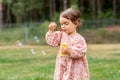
[46,31,89,80]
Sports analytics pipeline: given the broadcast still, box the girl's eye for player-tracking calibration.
[64,22,68,25]
[60,22,68,26]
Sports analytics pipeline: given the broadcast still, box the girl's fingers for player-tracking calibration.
[49,22,57,27]
[61,47,68,54]
[49,22,57,31]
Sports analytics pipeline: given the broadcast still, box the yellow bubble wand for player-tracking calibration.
[61,42,67,56]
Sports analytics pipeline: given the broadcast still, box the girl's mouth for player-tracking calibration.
[59,28,66,32]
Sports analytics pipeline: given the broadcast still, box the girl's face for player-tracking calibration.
[59,17,77,35]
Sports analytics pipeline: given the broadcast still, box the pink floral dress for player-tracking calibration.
[46,31,89,80]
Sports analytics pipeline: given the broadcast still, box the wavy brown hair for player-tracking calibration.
[60,8,82,28]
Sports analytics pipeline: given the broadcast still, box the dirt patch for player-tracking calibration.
[82,25,120,43]
[105,26,120,33]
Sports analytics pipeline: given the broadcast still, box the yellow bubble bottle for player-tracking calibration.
[61,42,67,56]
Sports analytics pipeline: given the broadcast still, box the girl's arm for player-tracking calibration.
[46,31,62,47]
[45,22,62,47]
[68,37,87,60]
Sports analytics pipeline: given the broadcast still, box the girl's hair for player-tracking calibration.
[60,8,82,28]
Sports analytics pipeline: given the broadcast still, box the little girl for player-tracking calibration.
[46,8,89,80]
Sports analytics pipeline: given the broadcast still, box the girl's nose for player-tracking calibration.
[61,25,65,29]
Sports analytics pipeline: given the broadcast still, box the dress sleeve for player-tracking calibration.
[68,36,87,60]
[45,31,62,47]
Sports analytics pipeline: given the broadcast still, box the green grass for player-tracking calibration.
[87,44,120,80]
[0,45,57,80]
[0,44,120,80]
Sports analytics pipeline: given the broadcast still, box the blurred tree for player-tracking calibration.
[77,0,84,14]
[0,0,2,30]
[71,0,78,8]
[49,0,56,19]
[116,0,120,17]
[2,0,15,24]
[113,0,116,18]
[43,0,49,19]
[1,0,120,25]
[63,0,70,10]
[97,0,101,18]
[92,0,96,19]
[55,0,63,12]
[3,0,43,23]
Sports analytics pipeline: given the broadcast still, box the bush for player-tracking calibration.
[29,21,49,45]
[82,27,120,44]
[0,21,50,45]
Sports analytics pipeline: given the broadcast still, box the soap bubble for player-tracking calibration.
[17,40,24,47]
[31,49,35,54]
[34,36,40,43]
[42,50,46,55]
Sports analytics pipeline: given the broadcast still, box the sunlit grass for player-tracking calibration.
[87,44,120,80]
[0,44,120,80]
[0,45,58,80]
[87,44,120,59]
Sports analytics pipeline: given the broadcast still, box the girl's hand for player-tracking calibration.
[61,43,69,56]
[61,47,68,54]
[48,22,57,33]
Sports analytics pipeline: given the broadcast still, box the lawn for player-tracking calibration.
[0,44,120,80]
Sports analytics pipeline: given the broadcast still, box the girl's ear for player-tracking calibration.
[75,21,79,27]
[73,21,78,25]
